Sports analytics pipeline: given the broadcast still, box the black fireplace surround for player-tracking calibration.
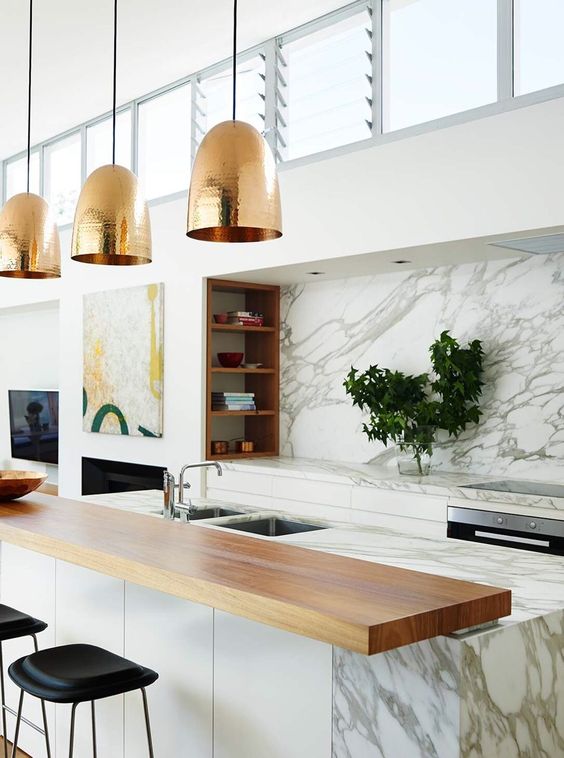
[82,457,165,496]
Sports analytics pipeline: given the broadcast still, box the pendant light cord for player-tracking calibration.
[232,0,237,120]
[112,0,118,164]
[26,0,33,193]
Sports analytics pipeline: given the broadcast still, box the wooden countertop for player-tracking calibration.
[0,494,511,655]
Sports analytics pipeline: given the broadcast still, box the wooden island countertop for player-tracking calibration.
[0,493,511,655]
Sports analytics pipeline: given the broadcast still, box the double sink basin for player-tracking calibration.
[156,505,326,538]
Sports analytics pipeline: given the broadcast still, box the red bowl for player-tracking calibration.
[214,313,228,324]
[217,352,244,368]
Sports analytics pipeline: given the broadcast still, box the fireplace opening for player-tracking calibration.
[82,457,166,496]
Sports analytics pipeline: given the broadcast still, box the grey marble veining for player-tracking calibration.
[280,254,564,482]
[460,610,564,758]
[333,638,460,758]
[333,611,564,758]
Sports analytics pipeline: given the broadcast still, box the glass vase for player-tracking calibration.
[395,428,435,476]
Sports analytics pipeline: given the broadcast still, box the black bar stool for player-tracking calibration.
[0,604,50,758]
[8,643,158,758]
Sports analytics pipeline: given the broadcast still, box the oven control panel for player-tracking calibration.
[448,506,564,540]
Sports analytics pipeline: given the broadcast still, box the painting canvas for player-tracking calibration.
[83,283,164,437]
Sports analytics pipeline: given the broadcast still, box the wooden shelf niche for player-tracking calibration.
[206,279,280,460]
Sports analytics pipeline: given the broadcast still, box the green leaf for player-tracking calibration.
[345,332,484,448]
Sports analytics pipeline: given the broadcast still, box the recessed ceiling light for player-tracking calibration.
[307,271,325,275]
[393,260,411,264]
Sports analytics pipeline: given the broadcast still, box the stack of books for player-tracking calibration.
[227,311,264,327]
[212,392,256,411]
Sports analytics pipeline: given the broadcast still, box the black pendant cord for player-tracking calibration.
[112,0,118,164]
[26,0,33,193]
[232,0,237,121]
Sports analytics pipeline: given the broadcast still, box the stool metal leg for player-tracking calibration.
[9,690,24,758]
[91,701,97,758]
[141,688,155,758]
[32,635,52,758]
[0,643,8,758]
[68,702,78,758]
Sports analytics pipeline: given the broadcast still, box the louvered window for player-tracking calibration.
[193,53,266,153]
[279,6,372,162]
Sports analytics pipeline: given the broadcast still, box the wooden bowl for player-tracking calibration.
[0,471,48,501]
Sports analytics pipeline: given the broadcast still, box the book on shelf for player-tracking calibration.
[226,317,264,326]
[212,404,257,411]
[227,311,263,317]
[212,393,255,399]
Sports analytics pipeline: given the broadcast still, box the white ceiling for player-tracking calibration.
[214,226,564,285]
[0,0,346,160]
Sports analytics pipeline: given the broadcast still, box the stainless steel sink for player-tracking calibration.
[186,507,245,520]
[152,506,244,520]
[217,517,326,537]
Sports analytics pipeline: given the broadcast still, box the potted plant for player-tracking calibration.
[344,331,484,475]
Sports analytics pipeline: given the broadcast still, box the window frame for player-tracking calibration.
[2,0,564,208]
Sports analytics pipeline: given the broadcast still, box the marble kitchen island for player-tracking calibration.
[0,490,561,757]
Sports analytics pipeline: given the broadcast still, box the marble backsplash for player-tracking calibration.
[280,253,564,480]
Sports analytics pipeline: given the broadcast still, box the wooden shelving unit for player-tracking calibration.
[206,278,280,460]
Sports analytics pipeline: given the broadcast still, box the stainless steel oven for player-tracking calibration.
[447,506,564,556]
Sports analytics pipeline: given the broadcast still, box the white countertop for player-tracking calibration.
[83,488,564,634]
[220,456,564,511]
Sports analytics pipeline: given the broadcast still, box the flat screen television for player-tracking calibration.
[8,390,59,465]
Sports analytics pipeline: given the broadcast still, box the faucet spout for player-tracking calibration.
[178,461,223,507]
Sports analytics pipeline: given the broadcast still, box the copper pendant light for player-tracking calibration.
[71,0,151,265]
[187,0,282,242]
[0,0,61,279]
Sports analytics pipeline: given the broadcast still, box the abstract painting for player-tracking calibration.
[83,283,164,437]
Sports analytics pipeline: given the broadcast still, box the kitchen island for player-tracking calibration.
[0,490,561,757]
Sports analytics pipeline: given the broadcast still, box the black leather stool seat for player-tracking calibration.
[0,603,47,642]
[9,644,158,704]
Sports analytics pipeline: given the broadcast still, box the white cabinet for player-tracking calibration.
[55,560,125,757]
[124,582,213,757]
[214,611,332,758]
[0,543,56,757]
[0,545,334,758]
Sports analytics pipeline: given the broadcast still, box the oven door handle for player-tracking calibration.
[474,529,550,548]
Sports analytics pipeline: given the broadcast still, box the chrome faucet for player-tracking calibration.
[163,470,177,520]
[178,461,223,511]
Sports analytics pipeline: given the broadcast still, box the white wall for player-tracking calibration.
[198,96,564,279]
[1,96,563,496]
[56,203,209,498]
[0,302,60,481]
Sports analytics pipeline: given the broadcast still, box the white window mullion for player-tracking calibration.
[498,0,514,100]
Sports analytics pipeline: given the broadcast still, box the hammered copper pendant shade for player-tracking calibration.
[187,120,282,243]
[71,164,151,265]
[0,0,61,279]
[0,192,61,278]
[71,0,151,265]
